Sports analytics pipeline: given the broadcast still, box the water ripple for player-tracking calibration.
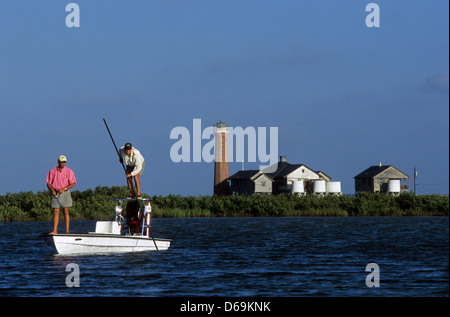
[0,217,448,296]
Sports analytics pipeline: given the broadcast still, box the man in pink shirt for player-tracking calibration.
[46,155,77,234]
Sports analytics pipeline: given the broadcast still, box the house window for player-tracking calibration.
[261,181,266,187]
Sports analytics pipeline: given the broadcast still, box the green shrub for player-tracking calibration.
[0,187,448,222]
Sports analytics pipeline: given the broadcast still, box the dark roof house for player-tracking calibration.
[354,163,410,194]
[229,156,333,195]
[263,156,330,194]
[228,170,273,195]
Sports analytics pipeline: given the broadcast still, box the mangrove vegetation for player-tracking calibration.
[0,186,448,222]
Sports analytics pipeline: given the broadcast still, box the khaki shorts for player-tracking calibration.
[50,191,73,209]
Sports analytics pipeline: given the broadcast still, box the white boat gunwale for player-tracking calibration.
[41,232,172,241]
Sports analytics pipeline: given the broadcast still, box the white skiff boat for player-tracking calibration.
[43,198,171,255]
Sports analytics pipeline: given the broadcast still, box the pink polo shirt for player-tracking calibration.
[46,166,77,191]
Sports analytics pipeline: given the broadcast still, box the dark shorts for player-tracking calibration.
[50,191,73,209]
[126,163,145,176]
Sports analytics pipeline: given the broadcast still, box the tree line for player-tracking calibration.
[0,186,448,222]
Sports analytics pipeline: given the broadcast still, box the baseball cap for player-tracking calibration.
[58,155,67,162]
[124,143,133,150]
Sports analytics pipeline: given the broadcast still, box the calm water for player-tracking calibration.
[0,217,448,297]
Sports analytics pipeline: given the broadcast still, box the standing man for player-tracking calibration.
[119,142,145,198]
[46,155,77,234]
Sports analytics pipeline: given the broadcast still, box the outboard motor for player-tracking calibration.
[126,200,141,234]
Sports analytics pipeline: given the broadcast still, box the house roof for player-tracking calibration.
[354,165,410,179]
[228,170,264,181]
[264,162,317,179]
[316,171,331,180]
[265,162,297,178]
[230,159,329,181]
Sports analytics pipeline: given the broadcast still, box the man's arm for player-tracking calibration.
[131,150,144,176]
[56,182,76,194]
[47,183,56,196]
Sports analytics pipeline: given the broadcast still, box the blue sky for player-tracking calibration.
[0,0,448,196]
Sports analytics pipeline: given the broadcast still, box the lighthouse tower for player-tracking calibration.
[214,121,230,195]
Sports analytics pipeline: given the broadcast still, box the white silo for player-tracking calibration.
[327,181,342,195]
[388,180,401,195]
[292,180,305,196]
[313,180,326,195]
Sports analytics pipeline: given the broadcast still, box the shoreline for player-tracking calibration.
[1,186,448,222]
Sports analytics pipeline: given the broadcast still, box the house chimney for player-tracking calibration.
[214,121,230,195]
[280,155,286,163]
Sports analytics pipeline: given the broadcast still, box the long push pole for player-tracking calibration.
[103,118,158,250]
[103,118,127,174]
[103,118,137,197]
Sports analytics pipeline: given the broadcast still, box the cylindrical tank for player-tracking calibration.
[327,181,341,194]
[388,180,401,193]
[292,180,305,193]
[313,180,326,194]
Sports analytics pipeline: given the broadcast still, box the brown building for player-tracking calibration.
[228,170,273,195]
[265,156,330,194]
[228,156,335,195]
[354,163,410,195]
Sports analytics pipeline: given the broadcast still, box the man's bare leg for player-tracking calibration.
[134,175,141,197]
[127,176,135,197]
[49,208,59,234]
[63,207,70,233]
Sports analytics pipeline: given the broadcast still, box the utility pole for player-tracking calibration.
[413,166,418,212]
[414,166,417,195]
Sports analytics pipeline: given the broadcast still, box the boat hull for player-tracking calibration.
[43,233,171,255]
